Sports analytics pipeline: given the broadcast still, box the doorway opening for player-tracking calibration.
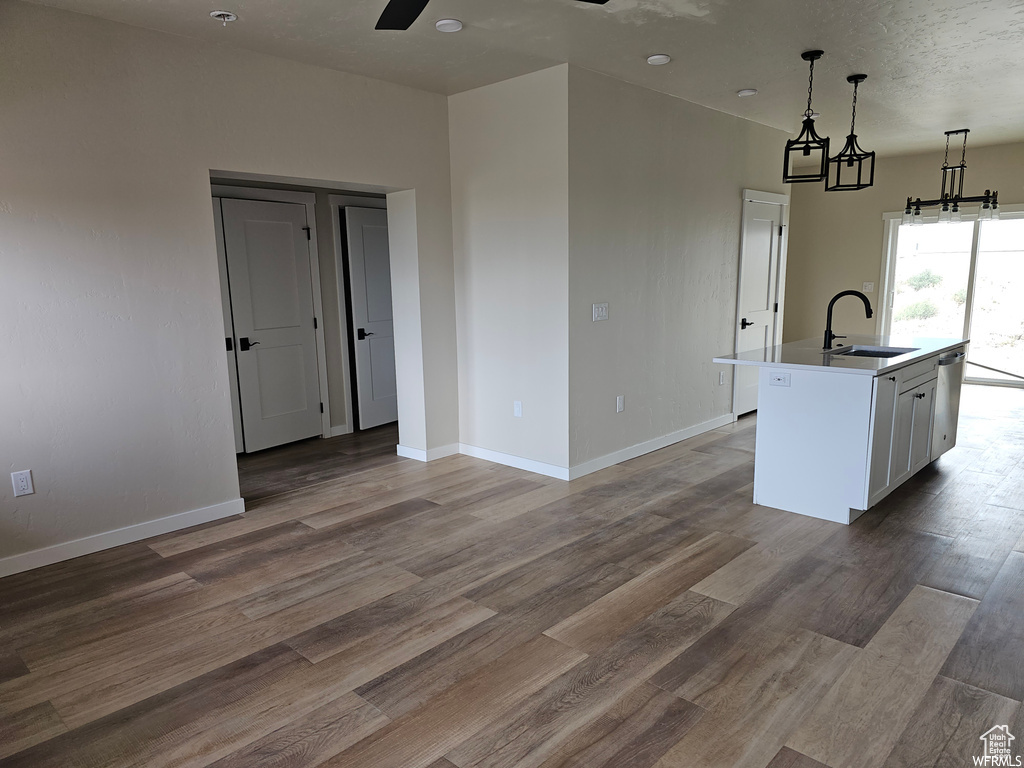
[210,174,400,501]
[880,207,1024,388]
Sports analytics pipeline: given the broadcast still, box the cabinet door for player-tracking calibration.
[890,388,917,488]
[911,380,936,473]
[868,374,898,502]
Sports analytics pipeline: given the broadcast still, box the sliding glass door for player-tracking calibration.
[889,222,973,341]
[968,218,1024,384]
[883,210,1024,388]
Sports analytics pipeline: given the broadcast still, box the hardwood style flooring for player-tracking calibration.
[2,386,1023,767]
[236,424,401,503]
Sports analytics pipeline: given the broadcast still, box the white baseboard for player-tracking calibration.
[457,444,571,480]
[567,413,738,479]
[404,413,738,482]
[396,443,460,462]
[0,498,245,578]
[328,424,353,438]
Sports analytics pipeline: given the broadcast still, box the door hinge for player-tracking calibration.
[320,402,324,414]
[302,226,311,241]
[225,337,233,352]
[313,317,318,329]
[778,225,784,236]
[774,302,779,312]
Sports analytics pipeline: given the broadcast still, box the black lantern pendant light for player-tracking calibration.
[825,75,875,191]
[783,50,830,184]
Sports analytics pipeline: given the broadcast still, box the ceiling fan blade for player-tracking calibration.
[375,0,431,30]
[575,0,612,3]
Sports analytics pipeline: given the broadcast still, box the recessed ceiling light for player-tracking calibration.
[435,18,463,32]
[737,88,758,97]
[647,54,672,66]
[210,10,237,26]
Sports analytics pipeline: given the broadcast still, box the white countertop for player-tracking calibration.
[714,335,968,376]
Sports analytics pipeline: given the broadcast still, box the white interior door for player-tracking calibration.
[734,198,786,415]
[345,207,398,429]
[212,199,244,453]
[222,198,323,452]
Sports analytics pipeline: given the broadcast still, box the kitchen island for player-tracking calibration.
[714,335,968,524]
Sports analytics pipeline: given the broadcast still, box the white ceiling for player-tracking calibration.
[28,0,1024,156]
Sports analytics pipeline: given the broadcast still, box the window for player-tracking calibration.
[880,206,1024,388]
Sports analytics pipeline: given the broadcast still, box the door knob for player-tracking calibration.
[357,328,375,340]
[238,337,260,352]
[740,318,754,329]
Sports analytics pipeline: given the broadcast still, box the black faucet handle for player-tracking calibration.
[833,334,847,340]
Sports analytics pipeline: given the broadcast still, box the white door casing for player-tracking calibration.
[222,198,323,452]
[345,207,399,429]
[733,193,789,415]
[212,199,245,453]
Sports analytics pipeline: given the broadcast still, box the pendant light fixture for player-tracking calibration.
[825,75,875,191]
[783,50,830,184]
[902,129,999,226]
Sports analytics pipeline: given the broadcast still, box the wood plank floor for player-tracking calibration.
[2,385,1023,767]
[236,424,401,503]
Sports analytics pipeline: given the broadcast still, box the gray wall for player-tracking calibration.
[449,67,571,468]
[567,67,789,466]
[0,1,457,565]
[449,65,789,472]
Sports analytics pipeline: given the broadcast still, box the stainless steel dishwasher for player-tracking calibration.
[931,347,967,460]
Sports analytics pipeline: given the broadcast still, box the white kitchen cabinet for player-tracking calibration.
[888,381,935,487]
[872,371,938,507]
[889,387,917,488]
[911,379,937,474]
[867,373,898,506]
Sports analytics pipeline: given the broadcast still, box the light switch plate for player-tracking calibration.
[616,395,625,413]
[513,400,523,418]
[592,303,609,322]
[862,281,875,293]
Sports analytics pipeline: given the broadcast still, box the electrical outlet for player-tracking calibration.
[11,470,34,497]
[513,400,523,418]
[719,371,726,386]
[862,281,875,293]
[616,395,625,413]
[769,372,791,387]
[592,303,609,322]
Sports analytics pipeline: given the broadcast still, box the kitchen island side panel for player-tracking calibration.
[752,366,875,523]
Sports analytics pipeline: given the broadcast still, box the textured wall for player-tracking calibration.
[0,2,457,561]
[784,141,1024,343]
[449,67,571,467]
[567,67,789,466]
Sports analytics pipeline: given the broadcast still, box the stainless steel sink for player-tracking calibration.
[827,345,919,358]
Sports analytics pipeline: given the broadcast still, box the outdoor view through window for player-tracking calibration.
[892,217,1024,384]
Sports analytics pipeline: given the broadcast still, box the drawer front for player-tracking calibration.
[896,355,940,392]
[901,369,938,393]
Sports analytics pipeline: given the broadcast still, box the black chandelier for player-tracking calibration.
[783,50,829,184]
[903,129,999,226]
[825,75,875,191]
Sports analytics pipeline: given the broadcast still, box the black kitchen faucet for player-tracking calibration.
[823,290,873,349]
